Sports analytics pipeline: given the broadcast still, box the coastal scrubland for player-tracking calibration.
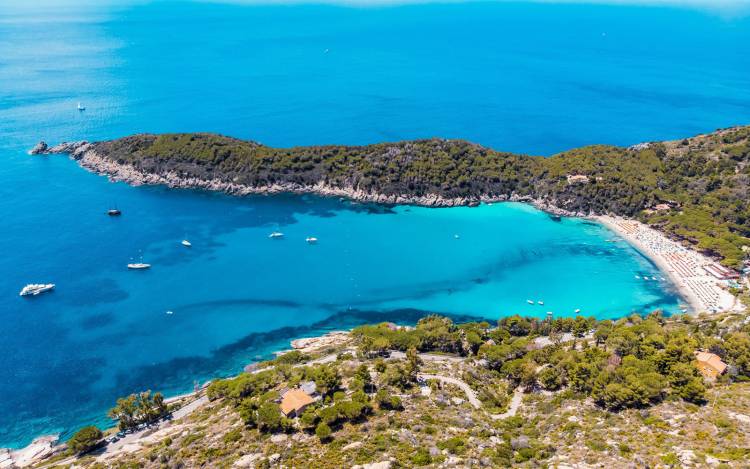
[68,125,750,268]
[54,312,750,468]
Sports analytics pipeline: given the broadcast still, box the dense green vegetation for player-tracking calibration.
[353,313,750,410]
[93,312,750,468]
[66,425,103,455]
[206,361,384,440]
[91,126,750,266]
[108,390,168,431]
[191,312,750,442]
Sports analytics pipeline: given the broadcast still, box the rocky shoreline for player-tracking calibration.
[0,435,61,468]
[30,140,583,217]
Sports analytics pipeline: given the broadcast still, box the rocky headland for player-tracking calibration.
[29,125,750,268]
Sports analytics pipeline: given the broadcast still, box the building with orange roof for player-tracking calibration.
[279,388,315,418]
[694,351,727,380]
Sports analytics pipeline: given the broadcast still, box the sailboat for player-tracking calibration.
[77,102,86,111]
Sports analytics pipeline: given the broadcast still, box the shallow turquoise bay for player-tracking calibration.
[1,0,748,449]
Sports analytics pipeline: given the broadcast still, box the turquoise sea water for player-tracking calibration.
[1,0,748,448]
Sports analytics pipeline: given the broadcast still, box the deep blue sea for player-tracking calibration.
[1,0,748,449]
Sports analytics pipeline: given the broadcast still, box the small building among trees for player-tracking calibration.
[279,389,315,418]
[694,351,727,380]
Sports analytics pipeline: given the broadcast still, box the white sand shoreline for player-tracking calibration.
[595,215,741,315]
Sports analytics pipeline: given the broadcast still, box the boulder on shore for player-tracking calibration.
[28,141,48,155]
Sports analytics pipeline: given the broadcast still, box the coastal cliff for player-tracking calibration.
[33,125,750,267]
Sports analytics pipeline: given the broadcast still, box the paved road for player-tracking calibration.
[94,395,210,461]
[418,373,481,409]
[389,351,465,363]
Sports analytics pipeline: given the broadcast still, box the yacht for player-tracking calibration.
[527,300,534,305]
[574,308,581,314]
[635,275,640,279]
[107,209,121,216]
[19,283,55,297]
[305,237,318,244]
[181,239,192,247]
[537,300,544,305]
[77,102,85,111]
[127,262,151,270]
[651,276,657,280]
[269,232,284,239]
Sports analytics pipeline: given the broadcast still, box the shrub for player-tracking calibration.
[438,436,467,455]
[412,447,432,465]
[315,422,332,442]
[67,426,103,454]
[222,428,242,444]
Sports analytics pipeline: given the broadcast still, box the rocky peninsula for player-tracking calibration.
[31,125,750,270]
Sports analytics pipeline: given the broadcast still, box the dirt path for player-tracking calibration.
[491,388,523,420]
[418,373,481,409]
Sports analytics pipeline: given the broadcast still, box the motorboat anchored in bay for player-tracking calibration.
[19,283,55,297]
[127,262,151,270]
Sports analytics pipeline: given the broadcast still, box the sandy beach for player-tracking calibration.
[596,215,741,314]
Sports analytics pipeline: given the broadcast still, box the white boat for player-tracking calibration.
[537,300,544,305]
[651,276,657,280]
[19,283,55,297]
[644,277,649,281]
[526,300,534,305]
[166,310,174,315]
[77,102,85,111]
[181,239,192,247]
[127,263,151,270]
[269,232,284,239]
[454,234,460,239]
[574,308,581,313]
[635,275,640,279]
[306,237,318,244]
